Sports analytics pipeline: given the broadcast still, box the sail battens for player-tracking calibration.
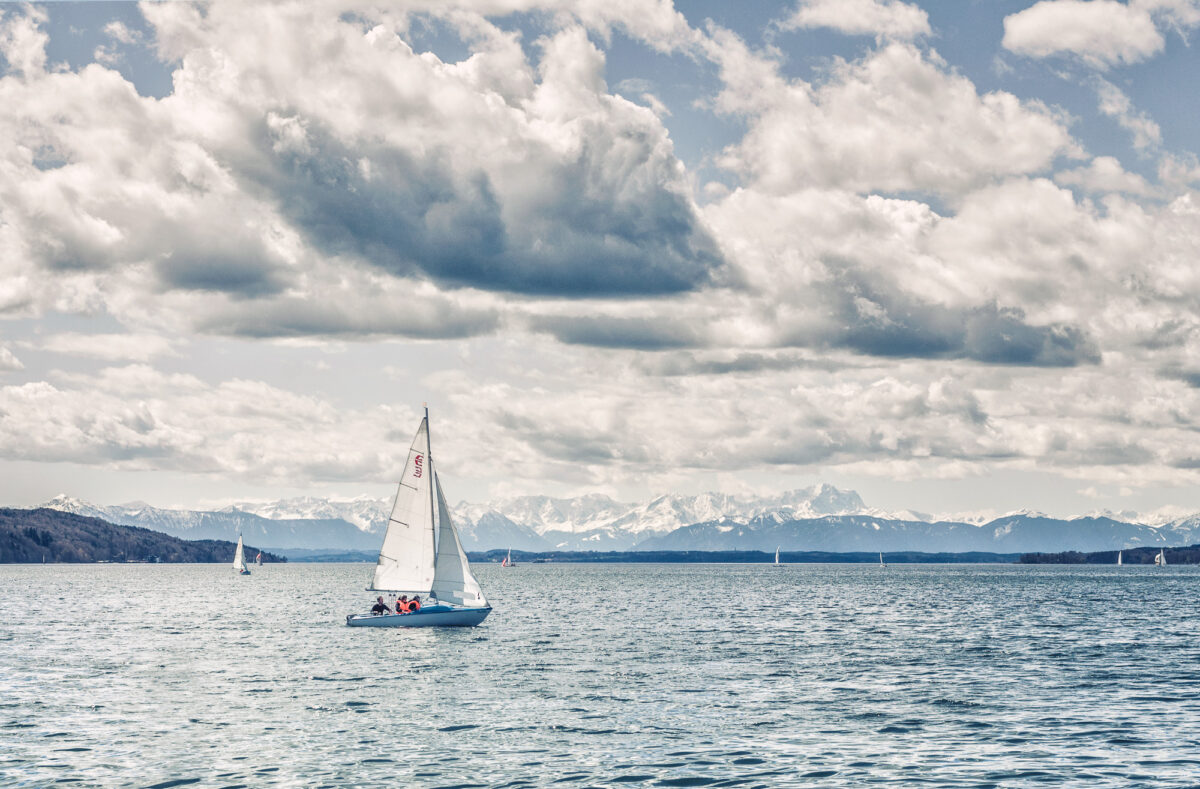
[370,417,437,594]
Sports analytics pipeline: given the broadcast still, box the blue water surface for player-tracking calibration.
[1,563,1199,787]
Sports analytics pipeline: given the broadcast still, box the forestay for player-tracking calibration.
[431,473,487,607]
[369,418,436,593]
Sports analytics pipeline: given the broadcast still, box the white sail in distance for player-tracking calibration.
[369,417,436,593]
[232,535,247,572]
[431,472,487,607]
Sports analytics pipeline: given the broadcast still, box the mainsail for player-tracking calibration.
[232,535,247,573]
[431,473,487,607]
[369,418,436,593]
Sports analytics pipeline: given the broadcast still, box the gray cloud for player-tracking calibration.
[638,351,848,377]
[808,272,1101,367]
[199,296,500,340]
[1160,366,1200,389]
[156,251,285,298]
[530,314,700,350]
[257,120,720,297]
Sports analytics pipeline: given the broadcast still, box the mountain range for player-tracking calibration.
[39,484,1200,557]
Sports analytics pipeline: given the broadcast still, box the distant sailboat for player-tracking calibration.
[501,548,516,568]
[1117,550,1122,566]
[773,546,783,568]
[879,552,887,569]
[233,535,250,575]
[255,551,263,566]
[346,407,491,628]
[1155,549,1166,567]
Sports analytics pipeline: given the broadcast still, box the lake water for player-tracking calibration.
[2,563,1200,787]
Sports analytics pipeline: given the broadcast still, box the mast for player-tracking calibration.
[425,403,438,595]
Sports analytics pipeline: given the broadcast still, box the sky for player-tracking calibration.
[2,0,1200,519]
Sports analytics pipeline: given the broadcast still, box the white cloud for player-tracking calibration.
[1055,156,1153,195]
[0,345,22,371]
[1093,77,1162,150]
[706,35,1079,198]
[0,4,718,342]
[0,5,48,76]
[39,333,177,362]
[1002,0,1200,68]
[4,0,1200,510]
[781,0,931,41]
[0,365,414,482]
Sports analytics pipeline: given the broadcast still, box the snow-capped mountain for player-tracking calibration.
[457,484,875,548]
[228,496,388,533]
[41,495,378,551]
[37,486,1200,554]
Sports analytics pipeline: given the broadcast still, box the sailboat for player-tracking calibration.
[232,535,250,575]
[1117,550,1122,566]
[346,408,491,628]
[1155,548,1166,567]
[773,546,783,567]
[255,551,263,566]
[879,552,887,569]
[501,548,516,568]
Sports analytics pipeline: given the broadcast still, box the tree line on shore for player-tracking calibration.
[1020,545,1200,564]
[0,508,285,564]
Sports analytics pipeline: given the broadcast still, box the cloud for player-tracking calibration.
[146,9,721,297]
[1055,156,1153,195]
[39,333,177,362]
[0,365,416,482]
[530,314,701,350]
[706,35,1079,198]
[0,4,721,348]
[637,351,844,377]
[0,345,22,371]
[0,5,47,76]
[820,289,1101,366]
[195,278,502,340]
[781,0,931,41]
[1002,0,1200,68]
[1093,77,1162,150]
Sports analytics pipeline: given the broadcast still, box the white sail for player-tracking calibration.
[232,535,247,572]
[369,417,436,593]
[1157,549,1166,566]
[431,472,487,607]
[774,546,780,565]
[1117,550,1122,566]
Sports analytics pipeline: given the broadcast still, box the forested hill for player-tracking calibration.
[1020,545,1200,564]
[0,508,286,564]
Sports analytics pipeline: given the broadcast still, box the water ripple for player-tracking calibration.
[3,563,1200,786]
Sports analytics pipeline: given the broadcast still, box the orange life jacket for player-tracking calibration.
[409,599,421,612]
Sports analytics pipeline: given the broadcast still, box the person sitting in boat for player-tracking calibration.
[396,595,409,613]
[409,595,421,612]
[370,596,391,615]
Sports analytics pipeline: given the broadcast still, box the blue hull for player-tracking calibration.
[346,605,491,628]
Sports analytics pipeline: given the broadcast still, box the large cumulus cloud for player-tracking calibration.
[0,3,720,342]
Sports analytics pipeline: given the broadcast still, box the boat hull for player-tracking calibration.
[346,605,491,628]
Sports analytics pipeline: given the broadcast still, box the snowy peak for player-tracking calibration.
[41,495,108,520]
[229,496,388,533]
